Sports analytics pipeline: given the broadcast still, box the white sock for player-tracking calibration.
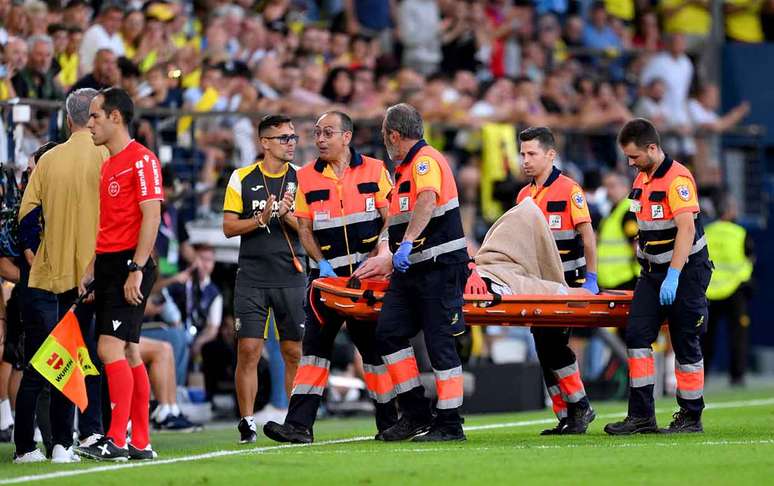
[155,404,171,423]
[170,403,181,417]
[243,416,255,427]
[0,399,13,429]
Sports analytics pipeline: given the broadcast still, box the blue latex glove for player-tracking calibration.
[582,272,599,294]
[392,241,413,273]
[659,267,680,305]
[317,259,337,277]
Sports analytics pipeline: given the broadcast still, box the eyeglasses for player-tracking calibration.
[313,127,348,139]
[263,134,299,144]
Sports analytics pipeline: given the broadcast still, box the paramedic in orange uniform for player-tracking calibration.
[376,103,469,442]
[263,111,398,444]
[605,118,712,435]
[515,127,597,435]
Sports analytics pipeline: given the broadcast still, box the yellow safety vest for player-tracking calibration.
[598,198,639,288]
[705,220,752,300]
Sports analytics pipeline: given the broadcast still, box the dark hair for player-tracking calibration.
[518,127,556,151]
[617,118,661,148]
[321,67,353,104]
[99,87,134,126]
[319,110,353,133]
[47,23,67,36]
[117,56,141,79]
[258,114,292,136]
[33,141,58,163]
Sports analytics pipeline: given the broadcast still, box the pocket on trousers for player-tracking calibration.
[442,265,467,336]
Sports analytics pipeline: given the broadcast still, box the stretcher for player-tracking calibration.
[313,277,633,328]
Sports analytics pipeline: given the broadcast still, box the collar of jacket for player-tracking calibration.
[313,146,364,173]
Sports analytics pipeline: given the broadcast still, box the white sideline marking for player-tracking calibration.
[264,439,774,455]
[3,397,773,484]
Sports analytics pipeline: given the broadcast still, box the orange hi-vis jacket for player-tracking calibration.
[387,140,468,267]
[629,156,707,273]
[517,166,590,285]
[295,148,391,275]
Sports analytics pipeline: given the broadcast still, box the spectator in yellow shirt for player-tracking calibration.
[725,0,765,42]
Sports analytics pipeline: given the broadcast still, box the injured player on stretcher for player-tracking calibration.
[469,197,591,296]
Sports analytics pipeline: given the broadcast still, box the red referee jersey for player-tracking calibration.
[97,140,163,254]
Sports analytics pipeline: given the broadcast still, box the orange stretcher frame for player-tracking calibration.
[313,277,633,328]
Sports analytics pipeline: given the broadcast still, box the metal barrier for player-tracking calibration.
[0,98,766,228]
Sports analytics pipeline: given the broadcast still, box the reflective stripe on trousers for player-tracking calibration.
[292,355,331,396]
[627,348,655,388]
[554,361,586,403]
[382,347,422,394]
[675,359,704,400]
[434,366,463,409]
[547,385,568,419]
[363,363,397,403]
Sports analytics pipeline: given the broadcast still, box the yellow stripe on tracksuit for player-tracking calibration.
[262,308,280,340]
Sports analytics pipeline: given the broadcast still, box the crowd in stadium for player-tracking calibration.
[0,0,761,463]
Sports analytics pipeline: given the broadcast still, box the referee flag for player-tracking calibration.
[30,310,99,412]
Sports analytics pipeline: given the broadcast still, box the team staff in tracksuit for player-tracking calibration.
[376,103,470,442]
[263,111,398,444]
[605,118,713,435]
[515,127,597,435]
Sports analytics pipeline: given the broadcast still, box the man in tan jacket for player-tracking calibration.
[13,88,109,464]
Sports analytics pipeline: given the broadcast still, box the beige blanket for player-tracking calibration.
[475,197,569,295]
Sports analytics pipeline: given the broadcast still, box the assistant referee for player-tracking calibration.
[76,88,163,461]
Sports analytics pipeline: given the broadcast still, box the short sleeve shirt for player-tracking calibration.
[667,175,700,216]
[97,140,163,254]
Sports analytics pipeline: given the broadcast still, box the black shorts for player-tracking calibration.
[95,250,157,344]
[234,285,305,341]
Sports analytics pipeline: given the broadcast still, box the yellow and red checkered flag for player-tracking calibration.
[30,307,99,412]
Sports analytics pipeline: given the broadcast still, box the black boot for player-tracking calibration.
[604,415,658,435]
[540,418,567,436]
[263,421,313,444]
[661,409,703,434]
[562,407,596,435]
[412,421,466,442]
[379,415,432,442]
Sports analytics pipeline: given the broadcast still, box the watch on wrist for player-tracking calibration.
[127,260,144,272]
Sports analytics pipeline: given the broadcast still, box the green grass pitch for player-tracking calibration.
[2,385,773,485]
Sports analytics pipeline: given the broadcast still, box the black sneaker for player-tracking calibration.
[380,415,432,442]
[661,409,703,434]
[562,407,596,435]
[238,418,257,444]
[0,425,12,442]
[263,421,313,444]
[604,415,659,436]
[412,422,466,442]
[128,443,158,460]
[162,414,202,432]
[540,418,567,436]
[374,431,385,441]
[75,436,129,461]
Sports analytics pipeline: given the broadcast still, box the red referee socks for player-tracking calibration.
[105,359,133,447]
[130,364,151,449]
